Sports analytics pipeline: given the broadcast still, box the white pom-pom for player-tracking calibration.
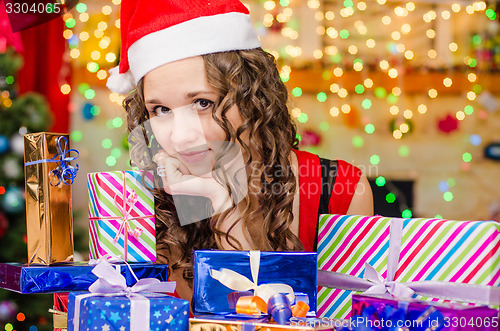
[106,66,136,94]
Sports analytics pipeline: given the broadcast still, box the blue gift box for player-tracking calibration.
[68,291,189,331]
[193,250,317,317]
[0,262,168,294]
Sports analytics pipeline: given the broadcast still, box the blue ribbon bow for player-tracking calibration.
[24,135,79,186]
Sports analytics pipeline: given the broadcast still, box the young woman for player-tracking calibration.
[110,0,373,300]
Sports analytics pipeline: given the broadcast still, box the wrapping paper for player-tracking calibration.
[24,132,76,265]
[193,250,317,316]
[67,291,189,331]
[351,294,499,331]
[317,215,500,319]
[0,262,168,294]
[88,170,156,262]
[52,293,69,331]
[190,317,347,331]
[54,292,69,312]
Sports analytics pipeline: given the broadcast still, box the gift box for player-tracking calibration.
[193,250,317,317]
[351,293,499,331]
[67,259,183,331]
[0,261,168,294]
[190,317,348,331]
[67,292,189,331]
[51,293,69,331]
[88,170,156,262]
[317,215,500,319]
[24,132,77,265]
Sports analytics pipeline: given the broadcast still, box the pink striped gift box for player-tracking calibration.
[87,170,156,262]
[317,214,500,319]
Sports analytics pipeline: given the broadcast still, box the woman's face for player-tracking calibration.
[143,56,243,176]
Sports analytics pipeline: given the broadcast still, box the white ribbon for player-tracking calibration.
[210,250,296,304]
[88,254,125,266]
[73,260,176,331]
[363,263,416,297]
[362,218,415,297]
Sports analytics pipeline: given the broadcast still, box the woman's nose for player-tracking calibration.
[170,107,207,150]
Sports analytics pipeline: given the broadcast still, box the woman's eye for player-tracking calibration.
[193,99,214,112]
[151,106,171,116]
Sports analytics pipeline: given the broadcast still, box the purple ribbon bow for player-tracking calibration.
[72,260,176,331]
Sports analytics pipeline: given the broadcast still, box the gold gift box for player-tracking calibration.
[24,132,74,265]
[190,317,344,331]
[49,308,67,331]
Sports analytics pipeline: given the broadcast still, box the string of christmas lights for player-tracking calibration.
[60,0,500,218]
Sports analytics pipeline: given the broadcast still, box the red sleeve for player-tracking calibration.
[328,160,362,215]
[294,150,321,252]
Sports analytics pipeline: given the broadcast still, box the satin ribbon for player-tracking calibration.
[24,135,79,186]
[235,294,310,322]
[291,301,310,318]
[267,294,292,324]
[72,260,176,331]
[236,296,268,315]
[353,304,408,331]
[88,254,125,265]
[228,291,254,308]
[210,250,296,305]
[318,218,500,305]
[89,171,153,261]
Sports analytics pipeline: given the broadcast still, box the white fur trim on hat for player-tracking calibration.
[106,66,136,94]
[128,12,261,87]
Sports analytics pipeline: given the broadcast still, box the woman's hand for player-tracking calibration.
[153,150,233,213]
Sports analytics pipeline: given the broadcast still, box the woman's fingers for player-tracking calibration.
[153,151,175,194]
[153,150,233,213]
[156,152,216,196]
[163,156,185,184]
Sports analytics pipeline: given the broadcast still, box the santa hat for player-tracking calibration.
[107,0,261,94]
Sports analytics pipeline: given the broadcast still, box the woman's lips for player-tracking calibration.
[178,149,210,163]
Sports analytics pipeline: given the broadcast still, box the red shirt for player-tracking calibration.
[172,150,361,302]
[294,150,361,252]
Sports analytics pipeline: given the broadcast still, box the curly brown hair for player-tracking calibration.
[123,48,302,285]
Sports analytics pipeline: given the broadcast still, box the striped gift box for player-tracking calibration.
[317,214,500,319]
[87,171,156,262]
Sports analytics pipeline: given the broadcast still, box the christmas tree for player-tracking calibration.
[0,45,54,331]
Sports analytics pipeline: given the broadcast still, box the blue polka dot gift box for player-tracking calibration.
[67,260,189,331]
